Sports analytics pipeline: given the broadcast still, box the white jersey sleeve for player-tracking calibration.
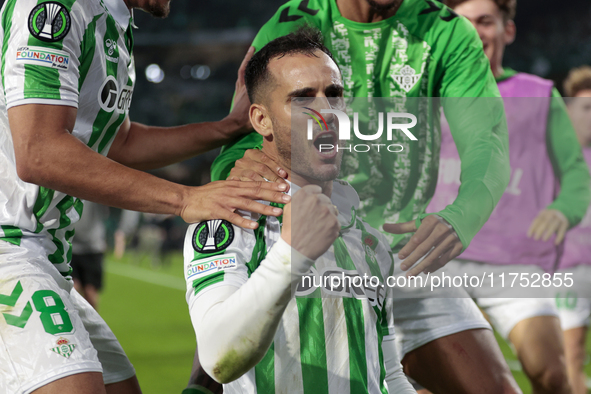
[183,217,313,383]
[2,0,88,108]
[183,218,254,303]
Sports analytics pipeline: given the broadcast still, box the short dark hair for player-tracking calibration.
[564,66,591,97]
[245,26,334,104]
[444,0,516,21]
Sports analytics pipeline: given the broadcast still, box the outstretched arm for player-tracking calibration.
[9,103,289,228]
[528,89,591,244]
[384,17,510,276]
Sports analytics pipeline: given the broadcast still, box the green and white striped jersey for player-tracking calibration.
[184,181,396,394]
[0,0,134,278]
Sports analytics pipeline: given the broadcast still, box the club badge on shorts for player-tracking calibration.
[28,2,71,43]
[50,337,76,358]
[192,220,234,253]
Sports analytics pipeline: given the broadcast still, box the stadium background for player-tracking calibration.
[2,0,590,392]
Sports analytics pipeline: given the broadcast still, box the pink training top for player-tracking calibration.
[428,72,559,271]
[559,147,591,269]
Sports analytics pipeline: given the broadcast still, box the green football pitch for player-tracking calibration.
[100,253,591,394]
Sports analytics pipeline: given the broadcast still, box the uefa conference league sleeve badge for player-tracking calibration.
[28,2,71,43]
[192,220,235,254]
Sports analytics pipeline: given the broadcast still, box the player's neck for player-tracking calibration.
[337,0,403,23]
[491,48,506,79]
[491,61,503,79]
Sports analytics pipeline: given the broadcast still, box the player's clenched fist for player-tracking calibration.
[282,185,340,261]
[180,180,291,229]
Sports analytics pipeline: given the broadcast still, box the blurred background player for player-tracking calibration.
[556,65,591,394]
[114,210,142,260]
[200,0,523,393]
[428,0,591,393]
[185,28,416,394]
[71,201,109,311]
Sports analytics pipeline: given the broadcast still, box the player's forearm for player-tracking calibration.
[17,130,187,216]
[547,170,591,227]
[108,117,245,170]
[438,98,510,248]
[191,239,311,383]
[546,91,591,226]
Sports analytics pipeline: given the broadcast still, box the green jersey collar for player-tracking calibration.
[329,0,413,29]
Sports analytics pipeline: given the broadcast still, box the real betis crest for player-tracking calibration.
[51,337,76,358]
[192,220,234,253]
[362,231,379,266]
[363,233,378,250]
[393,65,421,93]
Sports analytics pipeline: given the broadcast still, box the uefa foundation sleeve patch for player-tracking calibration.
[16,46,69,70]
[192,219,234,253]
[185,254,238,282]
[28,2,71,43]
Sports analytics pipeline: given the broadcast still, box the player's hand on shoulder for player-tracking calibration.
[282,185,340,261]
[227,149,289,186]
[180,180,290,229]
[527,208,569,245]
[383,215,463,277]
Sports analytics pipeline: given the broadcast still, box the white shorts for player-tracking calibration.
[443,260,559,338]
[0,243,135,394]
[555,265,591,331]
[390,256,491,359]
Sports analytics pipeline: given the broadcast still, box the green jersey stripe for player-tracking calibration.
[46,195,78,267]
[55,195,75,229]
[88,109,113,147]
[0,225,22,245]
[255,342,275,393]
[0,238,20,247]
[246,215,268,276]
[47,228,65,266]
[97,109,125,153]
[65,228,75,263]
[342,298,368,394]
[193,272,225,295]
[374,316,388,394]
[73,197,84,217]
[1,0,17,96]
[334,237,369,393]
[33,187,55,233]
[88,14,121,148]
[1,224,22,238]
[77,14,103,92]
[296,297,330,394]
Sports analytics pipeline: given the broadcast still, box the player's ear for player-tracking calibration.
[250,104,273,138]
[504,20,516,45]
